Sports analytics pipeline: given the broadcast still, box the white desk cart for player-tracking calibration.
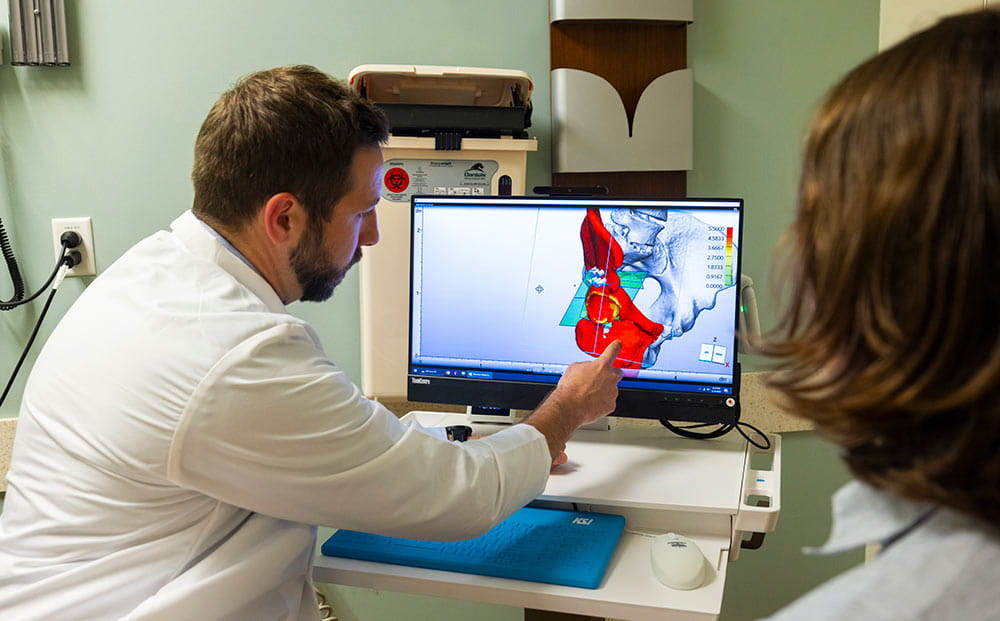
[314,412,781,620]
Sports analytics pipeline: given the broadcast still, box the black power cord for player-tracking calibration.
[1,231,81,311]
[0,287,59,409]
[656,363,771,449]
[659,418,771,449]
[0,238,83,409]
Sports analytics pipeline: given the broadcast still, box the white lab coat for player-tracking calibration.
[0,210,551,620]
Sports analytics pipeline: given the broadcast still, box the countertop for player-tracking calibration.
[0,418,15,493]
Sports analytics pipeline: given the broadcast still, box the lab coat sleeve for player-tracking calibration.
[167,323,551,540]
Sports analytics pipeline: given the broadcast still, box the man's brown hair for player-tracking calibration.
[766,10,1000,523]
[191,65,388,230]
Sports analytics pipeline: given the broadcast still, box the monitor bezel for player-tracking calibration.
[406,194,744,425]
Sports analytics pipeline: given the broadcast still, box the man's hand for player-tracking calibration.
[551,340,623,427]
[522,341,623,463]
[551,449,568,470]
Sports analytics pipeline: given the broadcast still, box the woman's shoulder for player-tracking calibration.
[764,504,1000,621]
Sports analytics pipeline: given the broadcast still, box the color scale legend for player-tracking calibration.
[724,227,734,286]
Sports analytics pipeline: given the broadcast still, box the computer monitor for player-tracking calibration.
[407,195,744,425]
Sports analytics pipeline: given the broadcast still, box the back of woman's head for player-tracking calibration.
[767,9,1000,523]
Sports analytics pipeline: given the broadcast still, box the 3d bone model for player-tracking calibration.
[575,207,664,368]
[574,207,729,369]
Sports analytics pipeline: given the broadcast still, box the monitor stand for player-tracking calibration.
[466,406,611,431]
[467,405,519,424]
[581,416,611,431]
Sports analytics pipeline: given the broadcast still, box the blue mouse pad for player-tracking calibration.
[321,506,625,589]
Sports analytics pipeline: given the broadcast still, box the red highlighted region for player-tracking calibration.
[575,208,663,369]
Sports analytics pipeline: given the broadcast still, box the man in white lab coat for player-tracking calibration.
[0,65,622,620]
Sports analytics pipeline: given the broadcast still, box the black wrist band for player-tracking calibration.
[446,425,473,442]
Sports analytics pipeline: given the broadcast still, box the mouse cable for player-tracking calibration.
[659,418,771,450]
[0,253,78,409]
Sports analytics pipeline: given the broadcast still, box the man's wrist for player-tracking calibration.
[522,393,576,460]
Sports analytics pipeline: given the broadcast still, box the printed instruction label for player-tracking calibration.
[381,159,499,203]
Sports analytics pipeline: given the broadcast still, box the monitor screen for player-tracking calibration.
[407,195,744,424]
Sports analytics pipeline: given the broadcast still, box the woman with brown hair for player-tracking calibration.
[764,8,1000,620]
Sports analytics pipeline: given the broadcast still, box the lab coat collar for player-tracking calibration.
[170,210,288,315]
[804,480,934,556]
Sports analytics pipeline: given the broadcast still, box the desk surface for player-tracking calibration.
[542,425,747,516]
[315,415,764,620]
[314,527,728,621]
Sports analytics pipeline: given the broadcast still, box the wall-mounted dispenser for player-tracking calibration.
[349,65,538,400]
[8,0,70,66]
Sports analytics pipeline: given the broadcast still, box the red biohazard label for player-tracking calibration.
[384,167,410,193]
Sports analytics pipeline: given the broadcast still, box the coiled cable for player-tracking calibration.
[0,217,26,307]
[315,586,338,620]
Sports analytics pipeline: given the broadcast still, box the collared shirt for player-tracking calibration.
[197,216,261,275]
[765,480,1000,620]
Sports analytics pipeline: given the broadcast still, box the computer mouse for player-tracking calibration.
[650,533,707,590]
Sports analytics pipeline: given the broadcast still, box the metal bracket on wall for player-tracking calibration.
[8,0,71,66]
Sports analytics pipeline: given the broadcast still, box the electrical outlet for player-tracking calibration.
[51,217,96,277]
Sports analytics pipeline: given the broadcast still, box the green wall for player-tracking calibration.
[0,0,555,414]
[1,0,876,618]
[0,0,878,408]
[688,0,880,346]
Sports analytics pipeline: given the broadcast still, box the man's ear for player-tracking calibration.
[261,192,307,247]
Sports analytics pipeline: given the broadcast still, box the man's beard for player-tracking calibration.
[289,224,362,302]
